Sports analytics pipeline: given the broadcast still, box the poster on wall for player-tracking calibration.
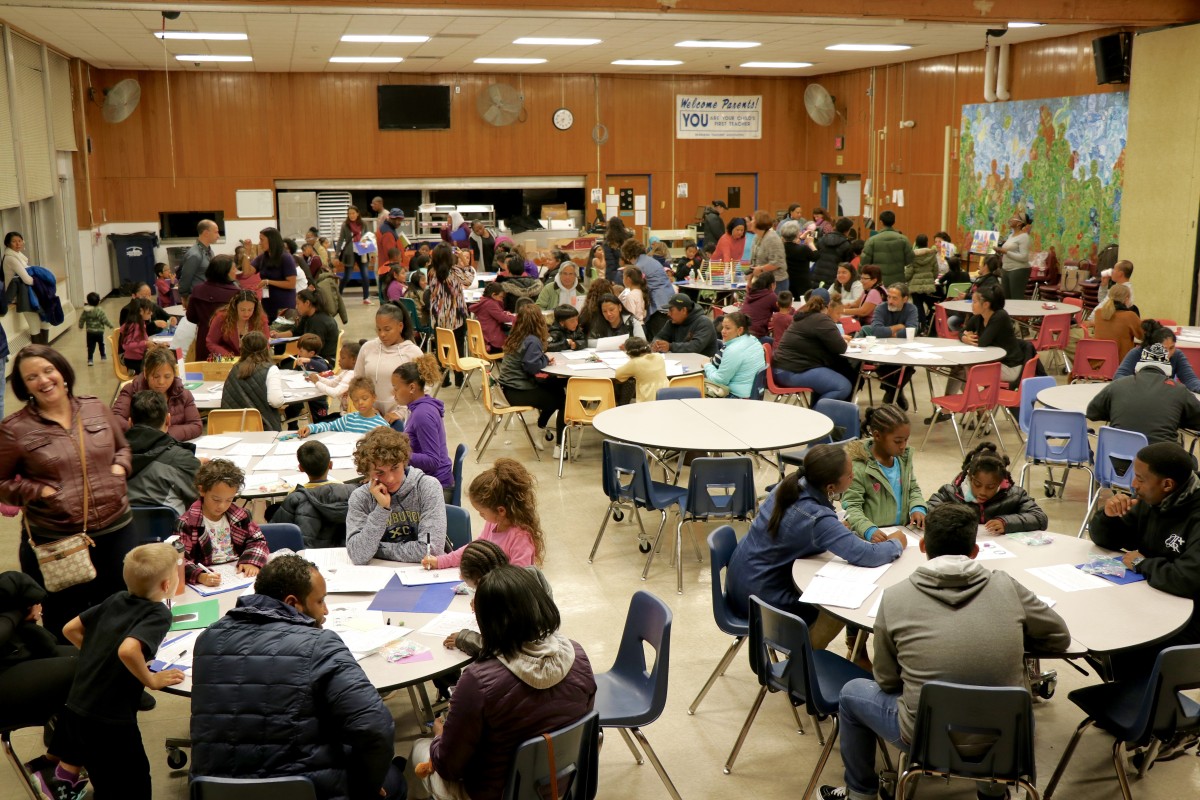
[957,92,1128,260]
[676,95,762,139]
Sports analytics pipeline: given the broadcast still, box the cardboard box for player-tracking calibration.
[542,203,569,220]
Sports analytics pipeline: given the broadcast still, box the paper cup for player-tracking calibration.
[905,327,916,340]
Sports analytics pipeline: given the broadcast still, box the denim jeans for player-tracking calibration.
[0,355,6,419]
[774,278,790,295]
[772,366,852,404]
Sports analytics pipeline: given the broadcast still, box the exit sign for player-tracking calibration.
[834,136,845,150]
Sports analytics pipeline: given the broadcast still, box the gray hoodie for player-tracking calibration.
[344,465,447,564]
[874,555,1071,742]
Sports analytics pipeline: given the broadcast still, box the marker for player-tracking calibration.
[196,563,215,574]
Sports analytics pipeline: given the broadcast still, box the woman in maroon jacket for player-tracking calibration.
[110,346,203,441]
[470,281,516,353]
[414,566,596,800]
[740,271,779,338]
[186,255,242,361]
[205,290,270,358]
[0,345,135,641]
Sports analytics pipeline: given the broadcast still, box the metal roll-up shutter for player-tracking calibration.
[49,51,76,151]
[12,34,53,201]
[0,31,18,210]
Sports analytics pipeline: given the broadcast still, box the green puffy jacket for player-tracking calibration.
[862,228,914,287]
[841,438,926,539]
[904,248,939,294]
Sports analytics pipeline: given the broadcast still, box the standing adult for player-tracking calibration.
[701,201,727,248]
[186,255,242,362]
[336,206,373,305]
[376,209,406,264]
[712,218,749,264]
[178,220,219,303]
[860,210,913,288]
[785,203,808,228]
[253,227,298,321]
[780,220,813,298]
[0,346,135,641]
[427,243,477,388]
[3,231,47,344]
[621,241,674,340]
[601,217,631,284]
[468,221,496,272]
[370,196,388,229]
[749,210,788,294]
[809,207,835,237]
[441,211,470,245]
[810,218,856,290]
[294,289,341,364]
[999,212,1032,300]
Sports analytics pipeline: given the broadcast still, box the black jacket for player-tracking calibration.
[272,482,358,548]
[964,309,1025,368]
[653,312,717,356]
[547,321,587,353]
[0,571,59,672]
[1087,370,1200,445]
[296,311,341,364]
[783,241,813,296]
[810,232,854,290]
[125,425,200,516]
[773,310,847,373]
[927,476,1048,532]
[702,208,725,247]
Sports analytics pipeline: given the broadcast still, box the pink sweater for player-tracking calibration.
[435,520,536,569]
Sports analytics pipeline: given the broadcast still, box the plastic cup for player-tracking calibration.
[905,327,916,340]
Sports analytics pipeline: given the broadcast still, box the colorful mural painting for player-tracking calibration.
[958,92,1128,261]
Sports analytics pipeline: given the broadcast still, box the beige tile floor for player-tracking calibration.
[2,296,1198,800]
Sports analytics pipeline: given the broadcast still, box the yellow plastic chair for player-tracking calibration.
[668,372,706,395]
[109,330,132,382]
[206,408,264,434]
[332,330,346,371]
[465,318,504,364]
[184,361,235,381]
[434,327,485,411]
[475,365,541,463]
[559,377,617,478]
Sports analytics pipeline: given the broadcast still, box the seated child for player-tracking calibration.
[281,333,331,374]
[423,458,543,570]
[221,331,284,431]
[441,540,553,655]
[470,281,516,353]
[125,391,200,515]
[34,544,183,800]
[345,427,447,565]
[770,290,795,344]
[927,442,1048,533]
[300,376,390,438]
[390,356,454,498]
[673,240,702,282]
[935,255,972,299]
[613,336,668,404]
[271,440,359,548]
[306,338,364,418]
[547,304,586,352]
[119,298,153,375]
[77,291,114,366]
[383,247,407,302]
[154,262,179,308]
[175,460,269,586]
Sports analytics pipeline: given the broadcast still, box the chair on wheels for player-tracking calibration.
[1078,427,1148,538]
[259,523,304,552]
[475,365,541,462]
[502,710,600,800]
[781,398,861,469]
[190,776,318,800]
[1044,644,1200,800]
[445,504,473,550]
[207,409,264,434]
[132,504,179,543]
[919,361,1005,457]
[559,377,617,477]
[689,526,747,716]
[762,343,812,405]
[1017,409,1094,501]
[593,591,681,800]
[1070,338,1119,383]
[589,440,687,568]
[449,443,467,506]
[434,327,485,411]
[897,681,1040,800]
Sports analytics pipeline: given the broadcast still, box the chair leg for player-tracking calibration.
[1078,489,1102,539]
[616,727,644,765]
[987,410,1007,455]
[516,416,542,462]
[1043,717,1095,799]
[557,425,570,478]
[689,521,703,563]
[632,728,684,800]
[789,703,808,735]
[675,519,684,594]
[688,636,746,715]
[475,418,499,461]
[919,406,941,451]
[588,502,618,563]
[641,512,670,580]
[800,716,841,800]
[1111,737,1135,800]
[724,686,769,774]
[1,731,42,800]
[949,413,966,456]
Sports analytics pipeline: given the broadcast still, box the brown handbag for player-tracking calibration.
[25,417,96,593]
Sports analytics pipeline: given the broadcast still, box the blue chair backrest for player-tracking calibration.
[708,526,747,636]
[450,443,467,506]
[609,591,672,724]
[1018,376,1058,434]
[601,440,661,509]
[907,681,1036,784]
[191,775,317,800]
[1131,644,1200,742]
[1025,408,1092,466]
[502,710,600,800]
[748,595,811,703]
[259,523,304,553]
[132,505,179,544]
[655,387,701,400]
[813,398,861,445]
[1094,427,1148,492]
[749,367,767,400]
[445,504,473,550]
[685,457,756,520]
[398,296,432,333]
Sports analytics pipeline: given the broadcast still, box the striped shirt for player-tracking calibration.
[306,411,390,436]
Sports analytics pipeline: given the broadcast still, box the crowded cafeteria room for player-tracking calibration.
[0,1,1198,799]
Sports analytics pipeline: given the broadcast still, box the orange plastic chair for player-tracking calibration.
[920,361,1004,456]
[1070,338,1119,384]
[207,409,264,434]
[998,356,1042,440]
[932,304,957,340]
[762,342,811,406]
[559,377,617,478]
[1033,314,1073,373]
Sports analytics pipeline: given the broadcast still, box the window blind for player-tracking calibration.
[12,34,53,201]
[49,52,76,152]
[0,31,19,210]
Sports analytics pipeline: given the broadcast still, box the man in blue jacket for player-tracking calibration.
[191,555,406,800]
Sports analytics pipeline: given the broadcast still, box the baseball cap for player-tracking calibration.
[667,293,695,311]
[388,208,405,219]
[809,287,831,303]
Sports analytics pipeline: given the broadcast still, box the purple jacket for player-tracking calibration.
[400,395,453,488]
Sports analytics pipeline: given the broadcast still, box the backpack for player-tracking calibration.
[1095,243,1119,275]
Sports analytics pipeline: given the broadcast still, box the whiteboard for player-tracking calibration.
[236,189,275,219]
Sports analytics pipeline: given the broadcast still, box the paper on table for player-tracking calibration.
[869,347,900,355]
[570,362,611,371]
[324,443,355,458]
[331,457,356,471]
[212,454,253,471]
[228,442,274,457]
[253,455,304,472]
[282,472,310,486]
[666,363,692,377]
[877,526,922,548]
[324,565,398,594]
[151,630,197,672]
[306,548,354,571]
[243,473,284,491]
[558,350,595,361]
[282,374,311,387]
[905,351,945,360]
[398,568,463,586]
[417,610,480,637]
[597,334,629,352]
[333,626,412,660]
[1025,564,1113,592]
[896,341,934,349]
[814,561,892,583]
[866,595,882,618]
[1037,595,1057,608]
[272,439,304,456]
[318,432,361,445]
[975,540,1017,560]
[191,563,256,596]
[205,384,223,395]
[799,576,877,609]
[939,345,986,353]
[190,435,240,450]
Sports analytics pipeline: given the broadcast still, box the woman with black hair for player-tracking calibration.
[252,227,298,320]
[428,243,476,388]
[335,205,372,305]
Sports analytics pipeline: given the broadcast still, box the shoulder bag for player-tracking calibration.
[25,417,95,593]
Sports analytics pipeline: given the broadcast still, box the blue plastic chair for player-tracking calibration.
[398,296,434,349]
[191,776,317,800]
[1019,375,1059,437]
[502,710,600,800]
[724,596,875,798]
[450,443,467,506]
[132,504,179,543]
[655,387,701,401]
[749,366,767,400]
[1045,644,1200,800]
[688,526,748,716]
[259,523,304,553]
[589,440,688,571]
[897,682,1038,800]
[592,591,680,800]
[1017,408,1094,501]
[445,504,473,551]
[1079,427,1148,538]
[781,398,862,469]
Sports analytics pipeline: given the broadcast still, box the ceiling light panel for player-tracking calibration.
[741,61,813,68]
[826,44,912,52]
[175,54,253,62]
[474,57,547,64]
[675,40,760,49]
[330,56,404,63]
[341,35,430,43]
[513,37,601,46]
[612,59,683,66]
[1007,22,1046,28]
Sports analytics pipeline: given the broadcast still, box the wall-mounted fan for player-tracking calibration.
[477,83,525,126]
[804,83,838,127]
[99,78,141,123]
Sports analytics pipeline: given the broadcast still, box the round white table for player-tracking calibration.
[190,430,362,498]
[940,299,1077,318]
[1038,381,1200,415]
[840,336,1007,405]
[542,350,709,379]
[187,373,328,411]
[791,530,1193,655]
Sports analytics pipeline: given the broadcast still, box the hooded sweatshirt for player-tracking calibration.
[874,555,1071,742]
[740,286,779,338]
[535,272,586,310]
[345,465,447,564]
[404,395,453,488]
[354,337,423,414]
[430,634,596,800]
[125,424,201,515]
[1087,370,1200,446]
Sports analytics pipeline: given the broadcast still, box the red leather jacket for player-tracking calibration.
[0,396,133,537]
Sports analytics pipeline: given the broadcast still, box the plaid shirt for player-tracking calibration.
[175,501,269,584]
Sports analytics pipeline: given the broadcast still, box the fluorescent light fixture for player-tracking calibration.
[175,54,252,62]
[611,59,683,66]
[676,40,760,49]
[154,31,247,41]
[826,43,912,52]
[513,37,601,46]
[741,61,813,68]
[340,35,430,43]
[474,57,547,64]
[1007,22,1045,28]
[330,56,404,64]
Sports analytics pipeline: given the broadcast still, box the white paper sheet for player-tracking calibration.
[597,334,629,352]
[306,548,354,571]
[253,455,304,472]
[1025,565,1113,592]
[190,435,240,450]
[799,576,878,609]
[243,473,284,491]
[868,347,900,355]
[272,440,304,456]
[331,457,357,471]
[323,565,397,594]
[878,526,922,547]
[570,362,611,371]
[212,454,253,470]
[283,472,310,486]
[318,432,362,445]
[905,351,945,360]
[559,349,596,361]
[867,595,882,618]
[333,626,412,660]
[896,341,934,349]
[152,630,198,671]
[975,541,1017,560]
[417,610,480,637]
[324,443,356,458]
[398,568,464,586]
[666,363,690,377]
[191,563,256,596]
[815,561,892,583]
[228,442,274,457]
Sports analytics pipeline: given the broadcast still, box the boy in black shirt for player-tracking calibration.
[34,543,184,800]
[547,305,587,352]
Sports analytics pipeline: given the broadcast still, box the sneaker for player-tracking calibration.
[100,355,106,361]
[819,787,848,799]
[552,445,562,460]
[1132,732,1200,771]
[31,764,86,800]
[87,360,93,367]
[138,690,156,711]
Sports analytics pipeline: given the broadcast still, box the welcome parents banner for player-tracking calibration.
[676,95,762,139]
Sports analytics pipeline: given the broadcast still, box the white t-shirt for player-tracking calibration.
[203,515,237,564]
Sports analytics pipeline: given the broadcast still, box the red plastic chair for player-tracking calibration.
[839,316,861,335]
[1158,319,1178,327]
[933,304,956,340]
[1033,314,1073,374]
[762,343,812,406]
[920,361,1004,456]
[1180,345,1200,379]
[998,356,1041,439]
[1060,296,1085,328]
[1070,339,1119,384]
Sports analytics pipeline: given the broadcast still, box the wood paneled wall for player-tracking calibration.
[74,27,1128,254]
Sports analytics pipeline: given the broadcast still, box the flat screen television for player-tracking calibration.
[378,85,451,130]
[160,211,225,240]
